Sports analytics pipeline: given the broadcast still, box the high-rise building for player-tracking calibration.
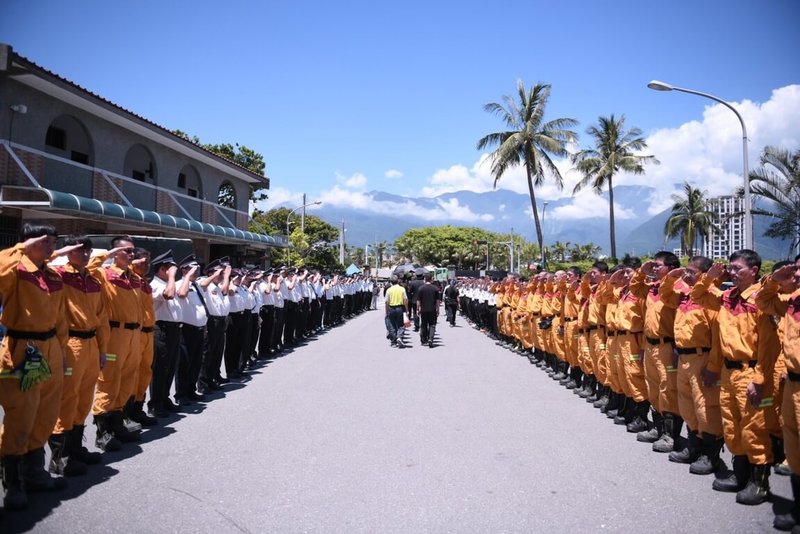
[703,195,745,259]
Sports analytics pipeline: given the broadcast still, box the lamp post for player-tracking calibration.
[286,200,322,263]
[541,201,549,268]
[647,80,752,250]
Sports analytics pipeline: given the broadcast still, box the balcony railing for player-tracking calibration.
[1,139,254,232]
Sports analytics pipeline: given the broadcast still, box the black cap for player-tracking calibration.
[152,249,176,268]
[205,257,225,274]
[178,254,200,270]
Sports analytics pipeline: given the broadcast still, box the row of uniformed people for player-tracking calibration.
[0,224,374,513]
[457,251,800,531]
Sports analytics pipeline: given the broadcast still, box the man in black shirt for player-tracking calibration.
[444,279,459,327]
[408,274,425,331]
[416,274,440,348]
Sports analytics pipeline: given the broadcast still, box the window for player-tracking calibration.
[45,126,66,150]
[178,173,186,189]
[187,188,198,198]
[71,151,89,165]
[132,170,145,181]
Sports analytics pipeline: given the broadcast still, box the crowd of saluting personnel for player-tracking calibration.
[0,222,375,515]
[455,248,800,532]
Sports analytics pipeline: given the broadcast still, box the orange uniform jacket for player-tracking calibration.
[631,270,676,340]
[55,264,111,353]
[756,279,800,374]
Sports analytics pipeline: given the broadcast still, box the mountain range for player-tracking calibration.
[299,186,793,261]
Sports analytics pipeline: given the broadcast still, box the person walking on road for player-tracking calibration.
[417,274,440,348]
[444,279,459,327]
[384,276,408,347]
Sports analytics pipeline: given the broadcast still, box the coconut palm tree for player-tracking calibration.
[572,114,658,260]
[477,81,578,259]
[748,145,800,256]
[664,182,718,257]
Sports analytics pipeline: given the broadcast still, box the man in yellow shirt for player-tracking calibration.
[384,276,409,348]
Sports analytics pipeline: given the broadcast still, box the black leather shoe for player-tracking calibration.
[163,399,181,412]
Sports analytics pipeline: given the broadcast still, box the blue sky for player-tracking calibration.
[2,0,798,225]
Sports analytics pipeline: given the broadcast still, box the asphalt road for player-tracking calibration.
[1,303,792,533]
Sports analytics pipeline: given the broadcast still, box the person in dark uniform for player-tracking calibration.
[408,274,425,332]
[174,254,207,406]
[444,279,459,327]
[417,274,441,348]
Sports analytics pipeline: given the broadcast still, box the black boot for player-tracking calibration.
[691,433,724,475]
[578,375,595,398]
[653,413,682,453]
[670,429,701,464]
[637,410,662,443]
[95,413,122,452]
[602,391,619,415]
[553,361,567,381]
[1,455,27,510]
[22,447,66,492]
[774,473,800,530]
[614,397,633,425]
[626,401,651,433]
[559,364,572,385]
[126,399,158,427]
[593,386,610,409]
[608,394,626,419]
[713,454,749,492]
[546,354,557,376]
[48,432,87,477]
[565,368,581,390]
[72,425,102,465]
[110,410,141,443]
[736,463,771,505]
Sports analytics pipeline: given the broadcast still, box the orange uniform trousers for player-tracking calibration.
[578,332,593,375]
[562,321,578,368]
[589,329,608,384]
[136,330,155,402]
[92,327,138,415]
[644,341,678,414]
[618,333,647,402]
[782,378,800,475]
[54,336,101,434]
[605,335,622,393]
[0,335,64,456]
[721,366,772,465]
[676,351,722,436]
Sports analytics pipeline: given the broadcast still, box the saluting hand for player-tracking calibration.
[707,262,726,280]
[107,245,134,258]
[771,264,797,285]
[667,267,685,279]
[53,243,86,256]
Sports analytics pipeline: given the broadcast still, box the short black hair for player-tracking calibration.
[63,234,93,250]
[654,251,680,270]
[592,261,609,273]
[132,247,150,260]
[568,266,583,278]
[772,260,792,273]
[623,256,642,269]
[20,221,56,241]
[730,249,761,273]
[689,255,712,273]
[111,235,133,248]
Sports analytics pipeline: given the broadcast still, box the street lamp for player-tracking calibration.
[286,200,322,263]
[541,201,549,268]
[647,80,752,250]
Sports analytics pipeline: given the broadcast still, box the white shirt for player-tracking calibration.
[151,275,183,323]
[201,279,229,317]
[178,278,208,327]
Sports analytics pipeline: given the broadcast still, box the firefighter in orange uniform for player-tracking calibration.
[88,236,142,450]
[48,236,109,478]
[126,247,158,427]
[692,249,779,505]
[659,256,724,473]
[756,258,800,530]
[0,223,68,510]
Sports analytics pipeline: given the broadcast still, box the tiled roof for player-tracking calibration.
[10,47,267,184]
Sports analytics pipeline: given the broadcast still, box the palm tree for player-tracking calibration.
[572,114,658,260]
[477,81,578,259]
[748,145,800,256]
[664,182,718,257]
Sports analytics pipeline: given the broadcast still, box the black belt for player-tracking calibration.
[230,311,247,316]
[587,325,599,332]
[676,347,711,355]
[562,317,577,322]
[208,315,226,321]
[788,371,800,382]
[141,326,155,333]
[6,328,57,341]
[724,359,756,370]
[110,321,140,330]
[69,329,96,339]
[156,320,181,329]
[646,336,675,346]
[182,323,205,330]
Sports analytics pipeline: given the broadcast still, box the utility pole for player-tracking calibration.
[301,193,306,232]
[339,219,345,265]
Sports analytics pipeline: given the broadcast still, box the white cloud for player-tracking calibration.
[316,186,494,223]
[550,189,637,220]
[385,169,403,179]
[620,84,800,215]
[498,204,506,212]
[336,171,368,189]
[251,187,304,212]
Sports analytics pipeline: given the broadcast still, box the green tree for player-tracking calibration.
[664,182,718,257]
[748,145,800,256]
[251,207,340,270]
[173,130,268,203]
[572,114,658,260]
[477,82,578,259]
[394,226,498,269]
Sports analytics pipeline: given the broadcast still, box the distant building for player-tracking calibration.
[703,195,745,259]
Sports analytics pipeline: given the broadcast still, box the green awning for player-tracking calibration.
[0,186,286,248]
